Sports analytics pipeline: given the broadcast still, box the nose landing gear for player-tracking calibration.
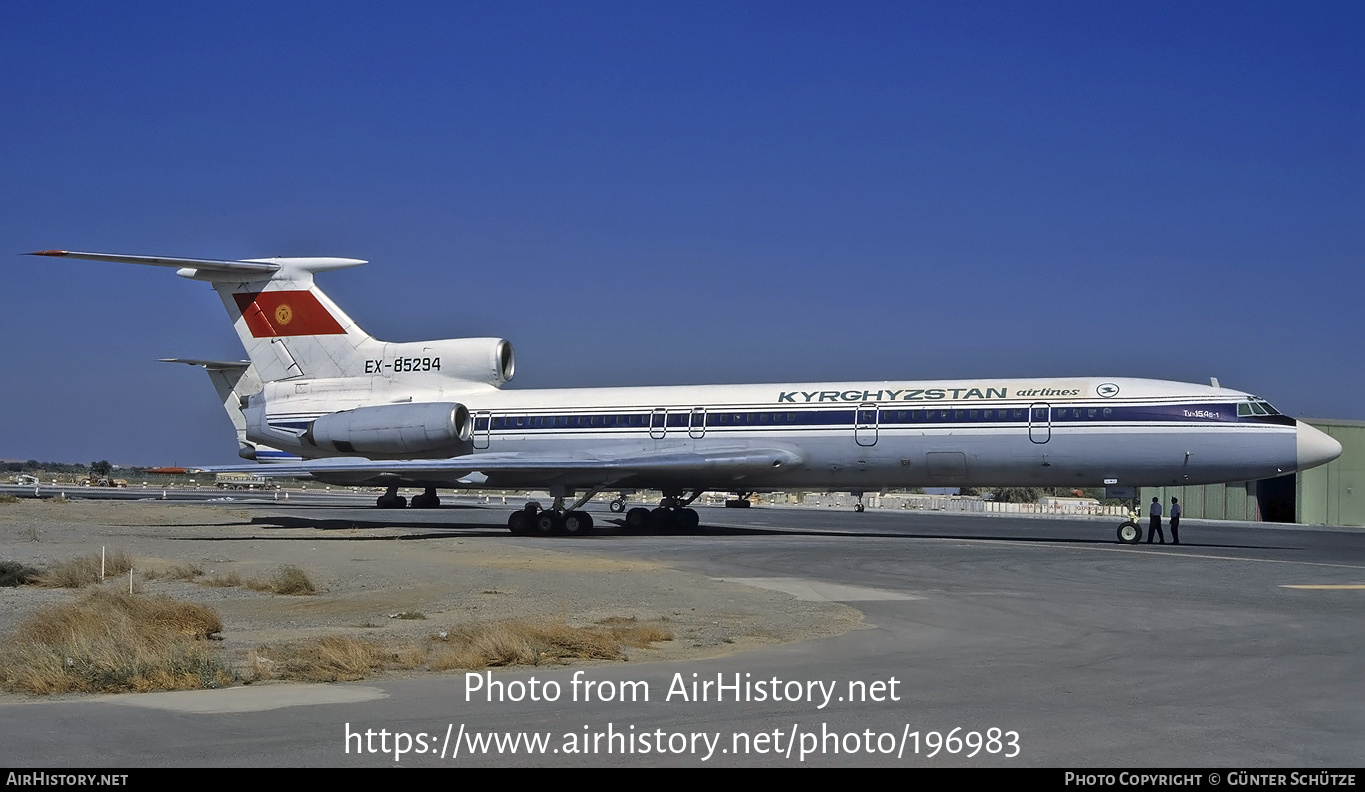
[1115,496,1144,544]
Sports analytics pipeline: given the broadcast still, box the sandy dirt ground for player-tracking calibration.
[0,498,861,697]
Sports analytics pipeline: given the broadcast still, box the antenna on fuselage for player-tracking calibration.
[1210,377,1220,388]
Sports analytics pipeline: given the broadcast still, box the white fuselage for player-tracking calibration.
[247,375,1312,491]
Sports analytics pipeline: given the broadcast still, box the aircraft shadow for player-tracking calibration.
[232,515,1296,551]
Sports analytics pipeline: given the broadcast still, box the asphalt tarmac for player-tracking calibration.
[1,492,1360,767]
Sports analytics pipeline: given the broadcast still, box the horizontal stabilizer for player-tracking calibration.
[160,358,252,371]
[27,250,366,279]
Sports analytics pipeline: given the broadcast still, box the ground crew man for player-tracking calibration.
[1147,497,1165,544]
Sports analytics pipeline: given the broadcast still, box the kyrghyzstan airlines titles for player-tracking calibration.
[776,386,1083,403]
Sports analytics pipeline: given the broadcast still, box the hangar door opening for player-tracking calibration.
[1256,474,1296,523]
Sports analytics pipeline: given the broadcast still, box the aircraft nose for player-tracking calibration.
[1296,421,1342,471]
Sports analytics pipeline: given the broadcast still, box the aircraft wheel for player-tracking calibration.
[377,494,406,509]
[535,511,562,535]
[1117,521,1142,544]
[609,499,626,513]
[854,503,865,513]
[562,511,594,535]
[650,507,674,532]
[625,507,651,533]
[508,511,530,535]
[676,508,700,532]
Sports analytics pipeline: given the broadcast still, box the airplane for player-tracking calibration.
[28,249,1343,543]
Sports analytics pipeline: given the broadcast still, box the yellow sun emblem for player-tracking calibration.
[274,304,294,326]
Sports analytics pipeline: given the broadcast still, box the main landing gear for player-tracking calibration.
[624,490,703,534]
[411,488,441,509]
[507,493,597,536]
[724,491,753,509]
[376,486,407,509]
[376,486,441,509]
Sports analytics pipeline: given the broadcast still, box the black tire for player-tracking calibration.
[562,511,594,535]
[508,510,529,535]
[625,507,651,532]
[609,499,626,513]
[650,507,674,532]
[854,503,865,513]
[1117,521,1142,544]
[535,511,561,534]
[676,508,700,532]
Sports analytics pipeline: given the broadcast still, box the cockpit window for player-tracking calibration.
[1238,399,1283,417]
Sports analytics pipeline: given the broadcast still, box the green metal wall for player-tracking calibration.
[1141,481,1258,522]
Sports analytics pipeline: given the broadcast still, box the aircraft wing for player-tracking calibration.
[201,446,804,487]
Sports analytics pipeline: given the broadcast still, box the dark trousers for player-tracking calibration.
[1171,516,1180,544]
[1148,515,1165,543]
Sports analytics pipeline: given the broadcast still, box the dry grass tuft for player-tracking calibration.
[142,563,204,582]
[607,621,676,647]
[0,590,230,695]
[195,565,315,594]
[34,550,134,588]
[269,565,316,595]
[250,636,423,682]
[0,494,20,504]
[202,571,243,588]
[426,618,673,671]
[0,560,41,587]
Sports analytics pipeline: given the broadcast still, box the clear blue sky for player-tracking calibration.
[2,2,1361,466]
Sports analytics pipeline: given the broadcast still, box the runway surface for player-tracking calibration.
[1,492,1360,767]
